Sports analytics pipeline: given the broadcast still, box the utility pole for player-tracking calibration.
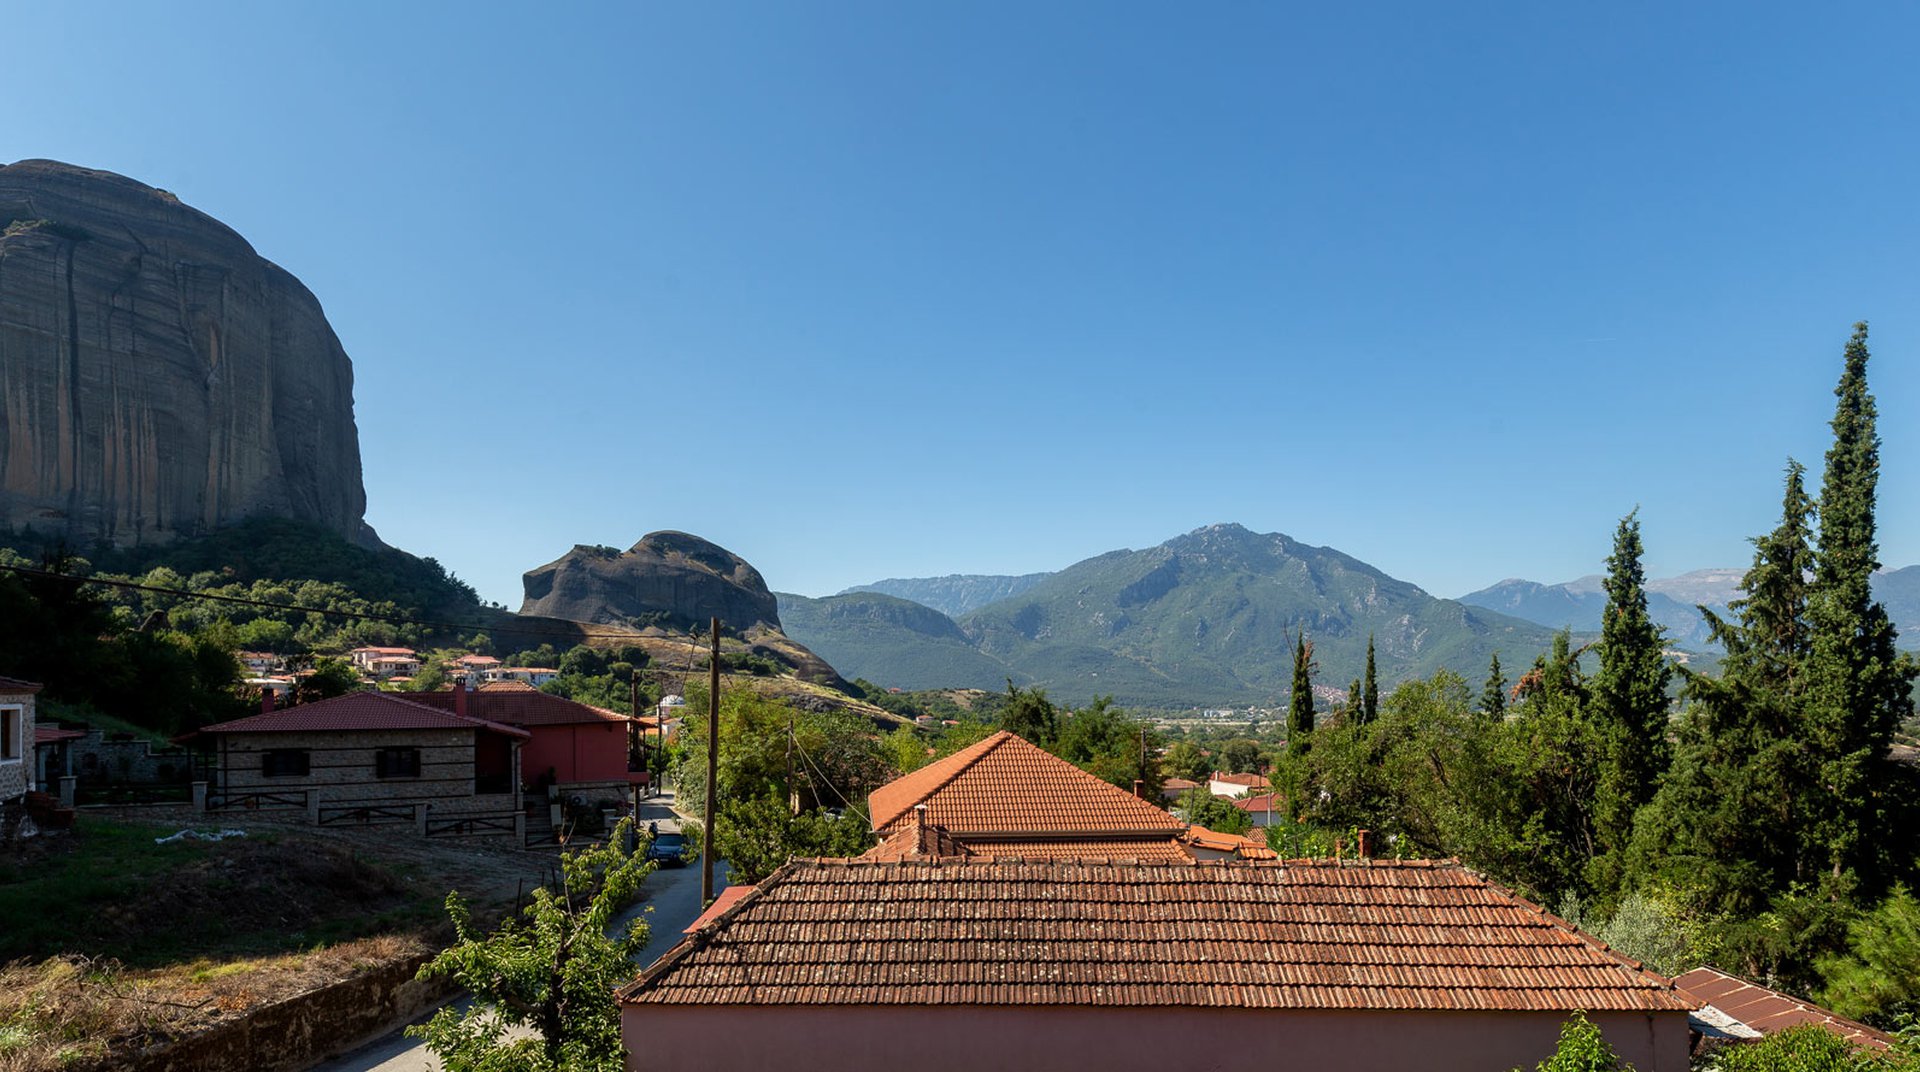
[701,617,720,905]
[630,675,642,799]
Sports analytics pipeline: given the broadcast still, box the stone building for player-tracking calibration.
[0,675,43,804]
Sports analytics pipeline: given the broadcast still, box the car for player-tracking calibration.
[645,831,690,867]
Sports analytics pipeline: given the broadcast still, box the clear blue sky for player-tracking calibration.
[6,2,1916,605]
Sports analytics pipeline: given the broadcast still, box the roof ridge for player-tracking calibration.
[868,730,1014,830]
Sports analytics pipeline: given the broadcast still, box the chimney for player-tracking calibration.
[260,688,276,714]
[452,680,468,717]
[912,803,930,854]
[1132,779,1145,799]
[1357,828,1373,860]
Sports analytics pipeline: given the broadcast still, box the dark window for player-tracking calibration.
[262,749,310,777]
[375,747,421,779]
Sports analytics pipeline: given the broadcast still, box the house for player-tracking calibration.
[410,684,640,803]
[618,857,1695,1072]
[1674,966,1896,1051]
[238,651,285,674]
[1208,770,1270,798]
[1231,792,1282,827]
[1160,776,1199,802]
[182,690,528,815]
[1179,823,1276,861]
[862,730,1191,860]
[448,653,503,686]
[485,666,559,687]
[348,646,420,678]
[1,675,44,804]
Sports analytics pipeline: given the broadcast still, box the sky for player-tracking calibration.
[5,2,1917,605]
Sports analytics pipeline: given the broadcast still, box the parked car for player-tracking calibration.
[646,831,689,867]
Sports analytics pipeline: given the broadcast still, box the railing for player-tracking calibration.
[426,812,516,838]
[317,803,415,826]
[206,790,307,811]
[73,783,193,807]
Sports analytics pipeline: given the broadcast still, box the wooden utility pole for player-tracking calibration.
[701,617,720,905]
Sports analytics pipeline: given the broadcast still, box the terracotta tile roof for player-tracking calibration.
[0,675,45,693]
[621,858,1696,1012]
[684,886,755,933]
[867,731,1184,837]
[1162,777,1199,792]
[958,836,1194,862]
[1181,824,1277,860]
[860,815,977,861]
[188,691,529,739]
[411,689,631,727]
[1674,967,1894,1050]
[349,646,417,656]
[1211,771,1271,788]
[34,726,86,744]
[1231,793,1281,812]
[477,680,537,692]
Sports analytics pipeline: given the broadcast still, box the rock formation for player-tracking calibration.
[0,159,372,546]
[520,531,784,631]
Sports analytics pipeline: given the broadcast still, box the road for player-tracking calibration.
[309,789,727,1072]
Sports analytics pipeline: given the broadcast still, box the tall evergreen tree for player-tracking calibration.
[1804,322,1918,890]
[1482,653,1507,719]
[1587,510,1673,893]
[1287,633,1315,758]
[1347,677,1364,721]
[1630,462,1818,912]
[1362,634,1380,725]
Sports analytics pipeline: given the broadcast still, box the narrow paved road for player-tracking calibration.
[309,789,727,1072]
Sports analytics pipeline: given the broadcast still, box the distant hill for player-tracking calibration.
[1460,566,1918,650]
[842,573,1051,618]
[780,523,1562,708]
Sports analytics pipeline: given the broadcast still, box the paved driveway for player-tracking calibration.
[309,790,727,1072]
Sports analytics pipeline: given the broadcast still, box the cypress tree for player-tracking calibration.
[1347,678,1363,721]
[1629,462,1817,911]
[1287,633,1315,758]
[1482,652,1507,719]
[1587,510,1673,894]
[1803,322,1918,890]
[1362,634,1380,725]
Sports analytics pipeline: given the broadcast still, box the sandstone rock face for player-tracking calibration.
[520,531,783,630]
[0,159,372,546]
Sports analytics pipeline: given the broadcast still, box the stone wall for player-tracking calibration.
[0,688,35,801]
[87,952,451,1072]
[68,729,195,784]
[214,728,482,805]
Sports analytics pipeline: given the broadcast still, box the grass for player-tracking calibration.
[0,819,439,967]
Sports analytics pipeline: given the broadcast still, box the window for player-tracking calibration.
[375,747,421,779]
[262,749,310,777]
[0,707,21,762]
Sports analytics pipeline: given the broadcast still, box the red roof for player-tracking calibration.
[410,689,631,728]
[34,725,86,744]
[622,858,1697,1012]
[683,885,755,933]
[1211,771,1271,788]
[1674,967,1894,1050]
[189,691,528,739]
[0,675,44,694]
[867,731,1184,837]
[1231,793,1281,812]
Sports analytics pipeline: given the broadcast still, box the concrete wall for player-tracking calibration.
[620,1005,1691,1072]
[0,689,34,801]
[214,728,483,805]
[522,721,629,787]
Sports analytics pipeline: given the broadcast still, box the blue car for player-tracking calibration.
[645,831,689,867]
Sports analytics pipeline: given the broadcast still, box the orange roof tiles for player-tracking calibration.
[189,691,529,739]
[621,858,1697,1012]
[1211,771,1271,788]
[860,817,977,861]
[1674,967,1894,1050]
[867,731,1184,837]
[684,885,755,933]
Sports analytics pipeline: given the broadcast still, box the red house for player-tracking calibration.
[412,683,640,804]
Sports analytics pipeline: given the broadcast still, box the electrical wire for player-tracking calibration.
[788,725,861,814]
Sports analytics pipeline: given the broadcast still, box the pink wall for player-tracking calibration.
[520,722,628,785]
[621,1005,1690,1072]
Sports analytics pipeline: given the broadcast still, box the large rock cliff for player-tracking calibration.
[520,531,784,630]
[0,159,372,546]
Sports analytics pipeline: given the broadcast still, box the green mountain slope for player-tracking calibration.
[776,590,1021,690]
[841,573,1051,618]
[781,523,1563,707]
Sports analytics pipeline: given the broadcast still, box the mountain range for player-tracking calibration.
[1459,566,1920,649]
[779,523,1562,708]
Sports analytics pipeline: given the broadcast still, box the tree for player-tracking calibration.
[1177,787,1251,835]
[1519,1012,1637,1072]
[1713,1024,1920,1072]
[1286,633,1315,758]
[997,681,1059,745]
[411,818,652,1072]
[298,656,361,703]
[1220,738,1262,775]
[1819,887,1920,1027]
[1803,322,1919,892]
[1482,653,1508,719]
[716,796,876,883]
[1361,634,1380,725]
[1053,696,1164,797]
[1586,510,1672,896]
[1162,740,1211,782]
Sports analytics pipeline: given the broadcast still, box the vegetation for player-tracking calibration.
[411,818,652,1072]
[716,797,876,883]
[1519,1011,1635,1072]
